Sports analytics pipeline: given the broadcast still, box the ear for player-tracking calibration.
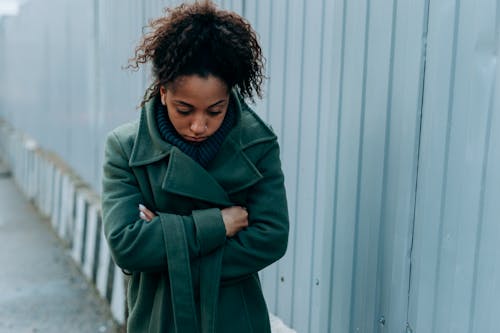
[159,86,167,105]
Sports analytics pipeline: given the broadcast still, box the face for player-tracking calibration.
[160,75,230,143]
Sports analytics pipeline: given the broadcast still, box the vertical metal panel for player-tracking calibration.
[408,1,500,333]
[241,0,256,25]
[405,1,455,330]
[229,0,243,14]
[94,0,146,191]
[471,61,500,333]
[260,0,288,317]
[252,0,280,314]
[340,0,397,331]
[376,0,429,331]
[0,18,6,120]
[307,0,428,332]
[291,1,325,331]
[329,0,370,331]
[66,0,97,188]
[274,0,304,326]
[51,0,72,163]
[309,0,343,330]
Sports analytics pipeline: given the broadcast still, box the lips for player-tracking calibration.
[184,136,207,142]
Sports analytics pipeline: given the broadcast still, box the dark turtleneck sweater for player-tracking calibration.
[155,98,236,168]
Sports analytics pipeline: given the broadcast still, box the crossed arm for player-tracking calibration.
[102,131,289,280]
[138,204,248,237]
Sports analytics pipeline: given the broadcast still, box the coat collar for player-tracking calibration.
[128,90,276,205]
[128,95,171,167]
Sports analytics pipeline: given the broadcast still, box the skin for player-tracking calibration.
[140,74,248,237]
[160,74,229,143]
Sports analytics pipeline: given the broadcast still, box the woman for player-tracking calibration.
[101,2,289,332]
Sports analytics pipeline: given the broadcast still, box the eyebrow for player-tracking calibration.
[173,99,227,108]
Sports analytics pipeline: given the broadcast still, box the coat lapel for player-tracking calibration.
[161,148,233,207]
[127,92,271,206]
[208,136,263,195]
[129,97,171,167]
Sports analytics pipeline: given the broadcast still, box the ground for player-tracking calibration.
[0,160,120,333]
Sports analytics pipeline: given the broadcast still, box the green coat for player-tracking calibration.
[101,92,289,333]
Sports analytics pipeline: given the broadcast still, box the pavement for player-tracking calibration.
[0,160,121,333]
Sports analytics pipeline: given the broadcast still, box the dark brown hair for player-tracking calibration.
[128,1,265,107]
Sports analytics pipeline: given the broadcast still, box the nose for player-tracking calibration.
[190,117,207,135]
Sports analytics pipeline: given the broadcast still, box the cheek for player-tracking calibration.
[209,117,225,132]
[173,119,188,131]
[167,113,187,131]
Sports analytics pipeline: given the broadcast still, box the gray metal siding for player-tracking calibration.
[408,0,500,332]
[0,1,499,332]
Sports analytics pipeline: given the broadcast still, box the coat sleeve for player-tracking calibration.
[101,131,227,272]
[220,140,289,280]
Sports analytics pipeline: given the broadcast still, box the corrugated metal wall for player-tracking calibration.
[0,0,499,332]
[408,0,500,332]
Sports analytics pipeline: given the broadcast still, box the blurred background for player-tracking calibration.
[0,0,499,332]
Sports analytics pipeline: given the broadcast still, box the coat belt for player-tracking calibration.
[163,215,223,333]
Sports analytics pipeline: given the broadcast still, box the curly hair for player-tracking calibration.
[128,1,265,108]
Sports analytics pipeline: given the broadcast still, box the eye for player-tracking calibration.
[208,109,223,116]
[176,109,192,115]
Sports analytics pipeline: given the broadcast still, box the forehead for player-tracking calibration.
[167,75,229,101]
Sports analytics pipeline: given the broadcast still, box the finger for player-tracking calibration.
[139,211,151,222]
[139,204,155,220]
[143,207,156,220]
[145,209,156,220]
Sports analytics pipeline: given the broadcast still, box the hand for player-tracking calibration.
[221,206,248,237]
[139,204,157,222]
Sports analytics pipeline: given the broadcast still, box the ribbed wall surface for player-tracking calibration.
[408,0,500,332]
[0,1,499,332]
